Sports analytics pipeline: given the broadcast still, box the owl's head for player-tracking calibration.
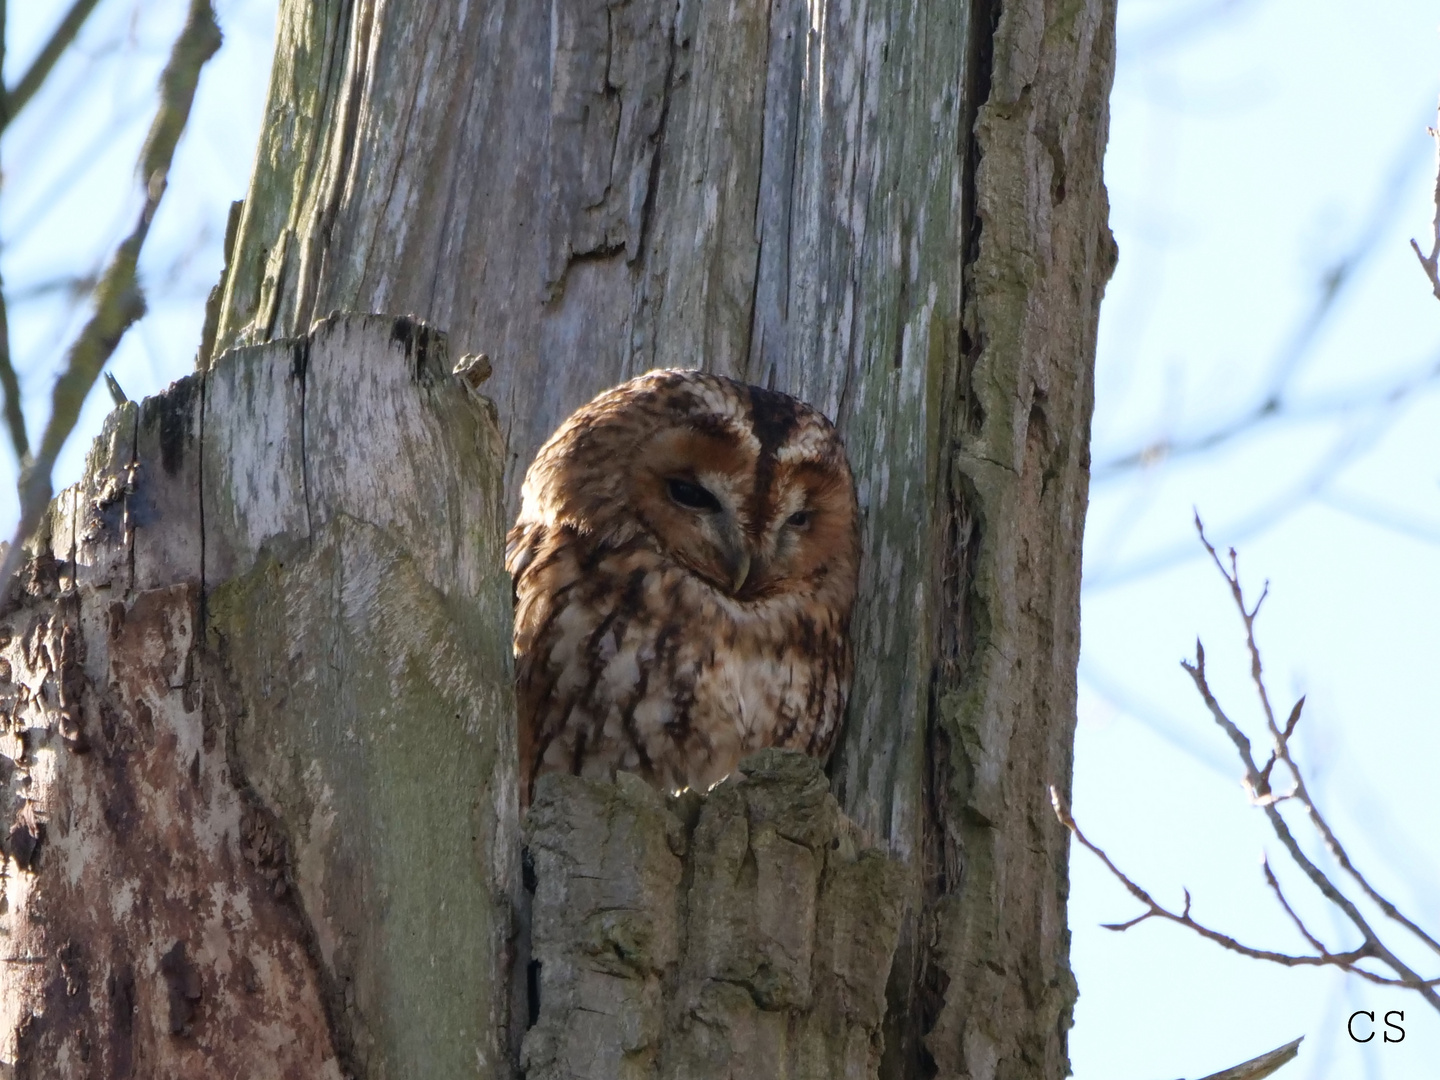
[517,370,859,611]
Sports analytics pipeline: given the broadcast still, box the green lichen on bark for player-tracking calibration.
[210,0,354,353]
[206,519,511,1079]
[196,315,519,1079]
[2,311,520,1077]
[922,0,1119,1073]
[205,0,1119,1075]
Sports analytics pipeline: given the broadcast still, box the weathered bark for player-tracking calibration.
[3,0,1115,1075]
[0,315,517,1078]
[213,0,1116,1075]
[524,751,906,1080]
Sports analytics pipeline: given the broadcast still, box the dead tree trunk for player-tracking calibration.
[0,315,517,1077]
[1,0,1116,1076]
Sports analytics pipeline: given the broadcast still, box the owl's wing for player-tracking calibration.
[505,520,544,590]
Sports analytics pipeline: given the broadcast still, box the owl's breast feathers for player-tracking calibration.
[508,370,858,806]
[507,518,852,804]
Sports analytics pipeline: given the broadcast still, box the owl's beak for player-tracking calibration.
[728,549,752,594]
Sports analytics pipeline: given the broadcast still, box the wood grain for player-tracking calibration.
[0,315,517,1078]
[211,1,1118,1075]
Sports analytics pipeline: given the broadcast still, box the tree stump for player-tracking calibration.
[0,315,518,1079]
[524,750,906,1080]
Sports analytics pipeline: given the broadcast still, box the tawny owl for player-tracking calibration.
[507,370,860,806]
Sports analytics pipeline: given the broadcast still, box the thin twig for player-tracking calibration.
[1181,648,1440,1005]
[1410,113,1440,301]
[7,273,99,304]
[1332,965,1440,990]
[1261,857,1330,956]
[0,0,24,463]
[1087,411,1397,591]
[1063,523,1440,1007]
[1053,787,1440,991]
[0,275,24,461]
[0,0,222,599]
[1279,697,1303,742]
[1196,517,1440,962]
[1195,1037,1303,1080]
[1052,788,1370,971]
[1097,131,1432,481]
[1303,810,1440,959]
[1,0,105,129]
[1180,637,1265,796]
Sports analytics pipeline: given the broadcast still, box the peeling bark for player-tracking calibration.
[4,0,1117,1074]
[0,315,517,1078]
[210,0,1116,1075]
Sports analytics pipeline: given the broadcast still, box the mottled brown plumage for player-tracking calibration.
[507,370,859,805]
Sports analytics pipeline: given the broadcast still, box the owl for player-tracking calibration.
[507,370,860,806]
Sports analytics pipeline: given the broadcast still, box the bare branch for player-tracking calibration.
[1198,520,1440,963]
[1094,358,1440,482]
[1319,483,1440,548]
[1091,526,1438,1010]
[1297,792,1440,961]
[1089,408,1405,592]
[1097,131,1432,483]
[1055,786,1440,992]
[1101,911,1155,932]
[1073,526,1440,1005]
[0,279,25,461]
[1334,966,1440,990]
[1409,240,1440,300]
[0,0,223,599]
[1261,857,1330,956]
[1,0,105,129]
[1195,1037,1303,1080]
[8,273,99,303]
[1052,788,1370,971]
[0,1,27,462]
[1279,697,1303,743]
[1181,636,1440,1003]
[1410,114,1440,301]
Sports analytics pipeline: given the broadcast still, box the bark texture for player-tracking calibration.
[1,0,1116,1074]
[524,750,905,1080]
[209,0,1116,1075]
[0,315,517,1078]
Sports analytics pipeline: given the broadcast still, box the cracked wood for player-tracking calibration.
[210,1,1118,1077]
[0,315,517,1079]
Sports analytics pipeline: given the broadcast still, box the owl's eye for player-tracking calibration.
[667,478,722,513]
[786,510,812,529]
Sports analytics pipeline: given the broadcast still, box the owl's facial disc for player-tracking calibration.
[734,456,858,608]
[665,478,721,513]
[639,427,758,596]
[661,474,751,593]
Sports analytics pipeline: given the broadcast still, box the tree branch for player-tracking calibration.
[1410,110,1440,301]
[0,0,26,462]
[1194,518,1440,961]
[1195,1037,1303,1080]
[0,0,222,599]
[1052,788,1371,971]
[1057,521,1440,1010]
[1261,857,1331,957]
[1053,786,1440,991]
[1,0,104,129]
[1098,131,1434,481]
[0,276,24,461]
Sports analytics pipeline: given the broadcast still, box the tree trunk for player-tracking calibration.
[0,315,517,1077]
[1,0,1115,1076]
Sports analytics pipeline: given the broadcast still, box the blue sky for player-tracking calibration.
[1077,2,1440,1077]
[3,2,1438,1078]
